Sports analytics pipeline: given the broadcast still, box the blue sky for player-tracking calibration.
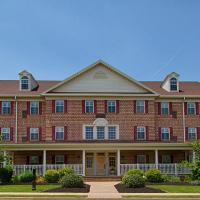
[0,0,199,81]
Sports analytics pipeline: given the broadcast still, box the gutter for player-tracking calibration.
[14,96,18,143]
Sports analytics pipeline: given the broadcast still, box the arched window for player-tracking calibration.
[21,76,29,90]
[170,77,177,91]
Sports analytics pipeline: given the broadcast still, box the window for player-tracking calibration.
[86,157,93,168]
[161,102,169,115]
[21,76,29,90]
[97,126,105,139]
[1,128,10,141]
[55,100,64,113]
[85,100,94,113]
[55,155,64,164]
[55,127,64,140]
[108,126,116,140]
[30,128,39,141]
[136,100,145,113]
[2,101,11,115]
[107,101,116,113]
[85,126,93,140]
[30,101,39,115]
[170,77,177,91]
[30,156,39,164]
[188,128,197,140]
[161,128,170,141]
[188,154,193,163]
[137,127,146,140]
[137,155,146,164]
[162,155,171,163]
[187,102,196,115]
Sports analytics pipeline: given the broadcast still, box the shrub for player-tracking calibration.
[190,180,200,185]
[0,166,13,184]
[44,170,59,183]
[59,173,84,188]
[19,171,33,183]
[162,175,181,183]
[122,174,145,188]
[12,176,20,184]
[58,167,75,178]
[36,176,46,184]
[125,169,144,177]
[146,169,164,183]
[191,165,200,181]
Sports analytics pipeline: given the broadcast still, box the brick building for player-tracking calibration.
[0,60,198,176]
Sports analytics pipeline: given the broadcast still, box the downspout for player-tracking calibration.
[183,96,186,142]
[15,96,18,143]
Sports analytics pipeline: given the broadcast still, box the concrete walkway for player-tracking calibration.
[87,181,121,199]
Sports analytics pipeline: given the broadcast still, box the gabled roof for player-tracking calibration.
[43,60,158,95]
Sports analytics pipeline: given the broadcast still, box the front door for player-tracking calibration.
[96,153,106,176]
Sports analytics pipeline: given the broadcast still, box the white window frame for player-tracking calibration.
[97,126,105,140]
[188,127,197,140]
[85,100,94,113]
[55,126,64,141]
[136,100,145,113]
[187,102,196,115]
[2,101,11,115]
[55,100,64,113]
[137,126,146,140]
[137,155,146,164]
[30,128,39,141]
[85,126,94,140]
[20,76,30,90]
[170,77,178,91]
[107,100,116,113]
[108,126,117,140]
[30,101,39,115]
[55,155,64,164]
[1,128,10,141]
[161,128,170,141]
[161,102,169,115]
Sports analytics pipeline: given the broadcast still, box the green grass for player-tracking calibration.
[149,185,200,193]
[0,184,60,192]
[123,195,200,198]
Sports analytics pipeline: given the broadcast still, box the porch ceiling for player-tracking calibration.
[1,142,192,151]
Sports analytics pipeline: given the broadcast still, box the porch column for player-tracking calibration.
[155,149,158,169]
[117,149,120,176]
[43,150,46,176]
[3,151,6,167]
[82,150,86,176]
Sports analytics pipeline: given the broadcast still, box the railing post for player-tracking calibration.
[117,149,120,176]
[43,150,46,176]
[175,163,178,176]
[82,150,85,176]
[3,151,6,168]
[155,149,158,169]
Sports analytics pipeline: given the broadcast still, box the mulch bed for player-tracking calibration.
[114,183,165,193]
[44,184,90,193]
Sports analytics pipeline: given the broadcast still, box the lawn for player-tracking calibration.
[149,185,200,193]
[0,184,60,192]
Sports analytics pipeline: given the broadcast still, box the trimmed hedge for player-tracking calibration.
[44,170,60,183]
[60,173,84,188]
[146,169,164,183]
[122,174,145,188]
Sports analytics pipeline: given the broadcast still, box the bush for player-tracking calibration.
[12,176,20,184]
[125,169,144,177]
[44,170,59,183]
[19,171,33,183]
[122,174,145,188]
[59,173,84,188]
[58,167,75,178]
[191,165,200,181]
[190,180,200,185]
[0,166,13,184]
[162,175,181,183]
[36,176,46,184]
[146,169,164,183]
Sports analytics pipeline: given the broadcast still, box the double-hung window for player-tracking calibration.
[107,101,116,113]
[161,128,170,141]
[108,126,116,140]
[85,100,94,113]
[187,102,196,115]
[55,100,64,113]
[1,128,10,141]
[161,102,169,115]
[188,128,197,140]
[97,126,105,140]
[170,77,178,91]
[55,127,64,140]
[30,128,39,141]
[21,76,29,90]
[137,127,146,140]
[2,101,11,115]
[55,155,64,164]
[136,100,145,113]
[85,126,93,140]
[137,155,146,164]
[162,155,171,163]
[30,156,39,164]
[30,101,39,115]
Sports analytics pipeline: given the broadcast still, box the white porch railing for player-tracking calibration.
[13,164,83,176]
[120,163,191,175]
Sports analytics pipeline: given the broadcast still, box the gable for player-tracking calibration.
[45,61,157,95]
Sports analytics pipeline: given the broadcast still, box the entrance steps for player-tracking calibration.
[85,176,121,182]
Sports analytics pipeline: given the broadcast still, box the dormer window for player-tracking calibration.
[21,76,29,90]
[170,77,178,91]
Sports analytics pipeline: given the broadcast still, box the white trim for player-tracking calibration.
[136,100,145,114]
[161,128,170,141]
[30,101,39,115]
[30,128,39,141]
[55,126,64,141]
[85,100,94,113]
[136,126,146,140]
[107,100,116,113]
[55,100,64,113]
[1,127,11,141]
